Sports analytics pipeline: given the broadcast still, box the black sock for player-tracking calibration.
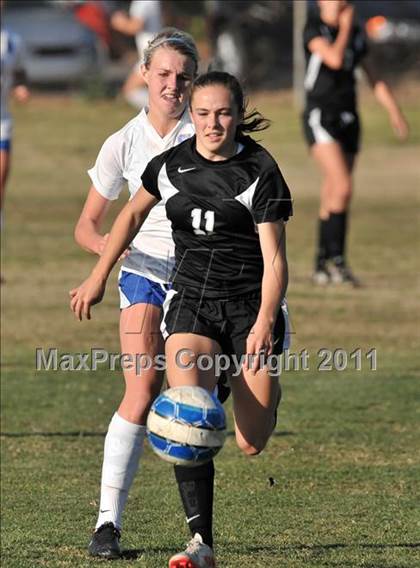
[315,217,329,270]
[174,460,214,549]
[326,211,347,262]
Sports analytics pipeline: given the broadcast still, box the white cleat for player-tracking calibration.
[329,262,362,288]
[311,268,330,286]
[169,533,216,568]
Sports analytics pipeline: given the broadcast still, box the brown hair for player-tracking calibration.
[190,71,270,138]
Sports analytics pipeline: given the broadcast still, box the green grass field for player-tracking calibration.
[1,88,420,567]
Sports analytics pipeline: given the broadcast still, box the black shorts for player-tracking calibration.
[302,108,360,155]
[161,289,289,359]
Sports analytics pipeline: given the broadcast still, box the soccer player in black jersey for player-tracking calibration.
[70,70,292,568]
[303,0,409,286]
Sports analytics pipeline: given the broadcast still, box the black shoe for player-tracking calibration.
[88,522,122,559]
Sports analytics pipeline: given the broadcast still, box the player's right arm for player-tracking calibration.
[74,186,112,255]
[70,187,158,320]
[75,130,129,257]
[307,4,354,70]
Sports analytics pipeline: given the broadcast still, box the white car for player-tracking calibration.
[3,0,104,86]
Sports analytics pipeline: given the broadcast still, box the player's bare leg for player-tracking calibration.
[312,142,353,213]
[165,333,220,392]
[118,302,164,423]
[311,142,360,286]
[231,366,281,455]
[89,303,164,559]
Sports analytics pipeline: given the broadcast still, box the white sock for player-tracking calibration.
[125,87,149,110]
[95,412,146,531]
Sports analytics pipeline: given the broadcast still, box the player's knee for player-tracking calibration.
[336,176,352,199]
[236,436,267,456]
[329,179,352,210]
[144,335,161,356]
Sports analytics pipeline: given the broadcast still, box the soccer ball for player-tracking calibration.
[146,386,226,467]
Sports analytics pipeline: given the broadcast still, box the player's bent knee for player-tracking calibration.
[236,436,268,456]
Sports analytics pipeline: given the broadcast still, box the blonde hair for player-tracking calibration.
[142,28,199,75]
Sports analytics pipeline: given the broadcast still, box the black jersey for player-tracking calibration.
[303,16,368,113]
[141,136,292,299]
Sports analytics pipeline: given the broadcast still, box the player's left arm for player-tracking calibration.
[245,220,288,372]
[361,60,409,140]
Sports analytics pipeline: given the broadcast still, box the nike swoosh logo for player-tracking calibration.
[100,509,111,513]
[186,514,200,523]
[178,166,196,173]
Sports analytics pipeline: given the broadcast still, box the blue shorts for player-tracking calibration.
[0,139,11,151]
[118,270,171,309]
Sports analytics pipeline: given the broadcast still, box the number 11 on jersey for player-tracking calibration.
[191,208,215,235]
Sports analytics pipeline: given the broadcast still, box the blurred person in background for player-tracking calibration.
[1,0,30,282]
[72,0,112,50]
[303,0,409,286]
[73,28,198,559]
[111,0,162,108]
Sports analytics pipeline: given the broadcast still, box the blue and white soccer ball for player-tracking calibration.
[146,386,226,467]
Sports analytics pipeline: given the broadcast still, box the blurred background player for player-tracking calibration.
[110,0,162,109]
[303,0,409,286]
[1,0,30,282]
[74,29,198,559]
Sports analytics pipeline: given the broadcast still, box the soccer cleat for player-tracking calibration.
[311,267,331,286]
[169,533,216,568]
[88,522,122,559]
[329,258,361,288]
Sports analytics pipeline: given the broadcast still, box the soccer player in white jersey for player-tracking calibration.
[0,1,29,216]
[71,70,293,568]
[111,0,162,109]
[73,28,198,559]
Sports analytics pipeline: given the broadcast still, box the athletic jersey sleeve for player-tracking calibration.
[141,154,164,200]
[252,165,293,224]
[303,17,321,49]
[87,131,127,201]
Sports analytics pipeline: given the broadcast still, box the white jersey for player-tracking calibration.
[1,28,24,141]
[129,0,162,56]
[88,109,195,283]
